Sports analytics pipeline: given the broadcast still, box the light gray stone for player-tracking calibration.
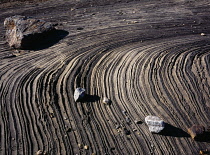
[145,116,165,133]
[74,88,85,102]
[102,97,111,104]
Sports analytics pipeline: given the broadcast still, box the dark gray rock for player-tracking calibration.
[4,15,55,49]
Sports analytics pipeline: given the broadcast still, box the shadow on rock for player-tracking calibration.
[22,29,69,50]
[80,94,100,103]
[160,123,190,138]
[194,132,210,143]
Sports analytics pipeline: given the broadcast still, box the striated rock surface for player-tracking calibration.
[1,0,210,155]
[74,88,85,102]
[4,15,54,49]
[145,116,165,133]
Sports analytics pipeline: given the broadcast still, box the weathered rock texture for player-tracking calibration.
[74,88,85,102]
[145,116,165,133]
[4,15,54,49]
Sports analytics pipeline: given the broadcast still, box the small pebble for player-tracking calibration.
[36,150,43,155]
[84,145,89,150]
[77,27,84,30]
[110,147,115,150]
[126,117,131,123]
[103,97,111,105]
[123,127,131,135]
[115,124,120,129]
[50,113,54,118]
[131,21,138,24]
[78,143,83,149]
[199,149,209,155]
[66,128,71,132]
[122,110,127,114]
[134,120,142,124]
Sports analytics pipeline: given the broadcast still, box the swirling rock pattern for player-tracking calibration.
[0,0,210,154]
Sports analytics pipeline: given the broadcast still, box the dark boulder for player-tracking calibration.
[4,15,55,49]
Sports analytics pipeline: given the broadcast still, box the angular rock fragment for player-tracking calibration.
[145,116,165,133]
[84,145,89,150]
[74,87,85,102]
[4,15,55,49]
[187,125,205,140]
[199,149,209,155]
[78,143,83,149]
[103,97,111,105]
[36,150,43,155]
